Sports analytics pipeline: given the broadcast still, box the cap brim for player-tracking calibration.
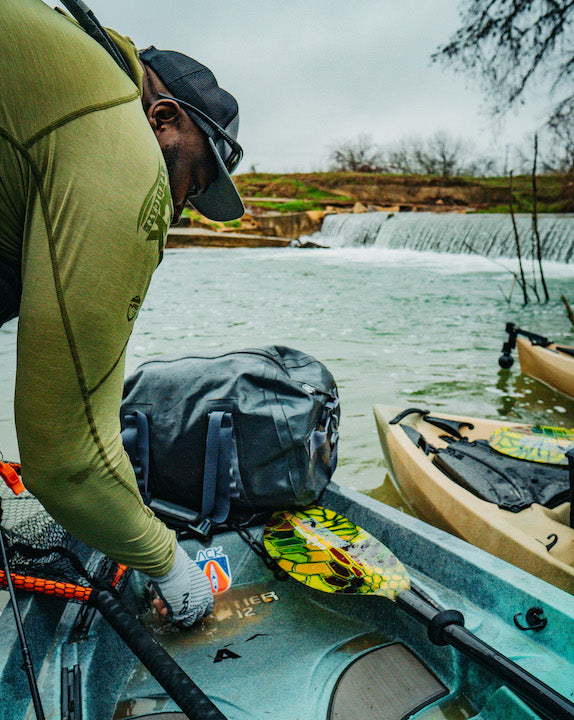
[189,138,244,221]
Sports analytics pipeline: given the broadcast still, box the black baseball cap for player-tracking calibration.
[139,46,244,221]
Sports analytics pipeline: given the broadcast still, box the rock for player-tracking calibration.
[256,211,324,238]
[290,239,328,249]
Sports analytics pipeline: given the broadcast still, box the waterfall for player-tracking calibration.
[305,212,574,262]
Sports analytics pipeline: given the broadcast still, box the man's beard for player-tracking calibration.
[161,143,180,200]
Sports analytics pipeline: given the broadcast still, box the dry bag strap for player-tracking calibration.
[201,411,238,526]
[121,411,150,499]
[309,397,340,475]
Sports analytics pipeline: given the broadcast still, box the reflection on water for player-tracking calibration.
[495,369,573,418]
[1,245,574,495]
[417,695,476,720]
[366,472,415,514]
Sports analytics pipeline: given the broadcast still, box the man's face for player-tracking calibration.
[162,118,218,225]
[148,98,218,225]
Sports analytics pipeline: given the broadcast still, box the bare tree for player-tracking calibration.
[386,137,417,174]
[328,134,385,172]
[433,1,574,123]
[327,130,505,177]
[386,133,500,176]
[545,106,574,172]
[413,131,471,177]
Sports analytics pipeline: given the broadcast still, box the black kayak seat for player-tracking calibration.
[432,438,569,513]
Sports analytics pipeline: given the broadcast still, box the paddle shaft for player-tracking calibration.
[398,588,574,720]
[265,506,574,720]
[93,588,227,720]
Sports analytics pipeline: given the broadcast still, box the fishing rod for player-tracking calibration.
[0,498,45,720]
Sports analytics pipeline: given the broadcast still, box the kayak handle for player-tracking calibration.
[389,407,430,425]
[389,408,474,439]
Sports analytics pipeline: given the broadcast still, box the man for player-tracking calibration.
[0,0,244,626]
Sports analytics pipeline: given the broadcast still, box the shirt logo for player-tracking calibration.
[138,162,172,244]
[127,295,141,321]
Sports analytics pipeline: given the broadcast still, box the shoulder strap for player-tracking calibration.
[201,411,238,525]
[120,411,150,499]
[59,0,134,79]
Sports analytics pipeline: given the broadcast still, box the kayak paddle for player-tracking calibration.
[489,425,574,466]
[263,506,574,720]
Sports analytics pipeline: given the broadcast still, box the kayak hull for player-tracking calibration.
[1,482,573,719]
[517,335,574,401]
[374,404,574,594]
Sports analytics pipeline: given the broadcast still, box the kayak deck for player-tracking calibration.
[1,483,574,719]
[374,405,574,593]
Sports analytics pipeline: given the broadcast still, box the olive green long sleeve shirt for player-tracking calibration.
[0,0,176,575]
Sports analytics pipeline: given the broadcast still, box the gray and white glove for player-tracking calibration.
[150,542,214,627]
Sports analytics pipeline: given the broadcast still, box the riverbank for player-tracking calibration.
[235,171,573,214]
[167,171,573,249]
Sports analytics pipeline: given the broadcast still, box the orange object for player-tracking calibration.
[0,569,93,603]
[0,461,25,495]
[0,563,129,605]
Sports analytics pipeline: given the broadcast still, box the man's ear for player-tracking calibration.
[147,99,183,132]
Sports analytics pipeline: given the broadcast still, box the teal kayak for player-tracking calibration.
[1,481,574,720]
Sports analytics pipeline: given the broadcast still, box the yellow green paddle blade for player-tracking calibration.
[489,425,574,465]
[263,506,410,600]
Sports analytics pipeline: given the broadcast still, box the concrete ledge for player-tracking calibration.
[166,227,293,248]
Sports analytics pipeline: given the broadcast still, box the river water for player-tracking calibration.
[1,213,574,505]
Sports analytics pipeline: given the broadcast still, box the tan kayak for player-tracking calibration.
[499,323,574,400]
[374,404,574,593]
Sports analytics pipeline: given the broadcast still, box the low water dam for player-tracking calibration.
[305,212,574,262]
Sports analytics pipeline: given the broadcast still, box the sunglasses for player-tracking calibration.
[158,93,244,181]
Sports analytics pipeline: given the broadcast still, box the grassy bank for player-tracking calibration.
[232,171,574,214]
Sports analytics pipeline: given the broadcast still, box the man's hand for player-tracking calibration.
[149,542,213,627]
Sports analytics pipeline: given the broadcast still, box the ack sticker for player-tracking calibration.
[196,547,232,594]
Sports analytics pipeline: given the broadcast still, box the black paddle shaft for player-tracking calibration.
[93,589,228,720]
[397,588,574,720]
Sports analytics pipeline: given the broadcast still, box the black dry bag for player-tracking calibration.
[120,346,339,537]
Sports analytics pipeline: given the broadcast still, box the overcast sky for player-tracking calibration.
[61,0,555,173]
